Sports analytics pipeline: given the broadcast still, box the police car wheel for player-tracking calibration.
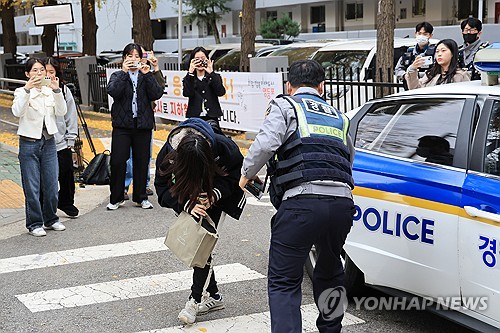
[305,247,366,298]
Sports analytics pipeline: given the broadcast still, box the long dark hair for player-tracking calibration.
[188,46,209,63]
[160,133,223,211]
[425,39,459,85]
[122,43,143,59]
[24,57,45,73]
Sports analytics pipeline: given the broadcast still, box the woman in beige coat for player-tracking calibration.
[405,39,470,90]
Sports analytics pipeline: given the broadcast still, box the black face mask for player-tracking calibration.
[463,33,478,44]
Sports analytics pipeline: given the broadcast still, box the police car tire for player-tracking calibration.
[305,248,366,298]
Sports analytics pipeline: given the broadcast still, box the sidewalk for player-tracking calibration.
[0,95,252,239]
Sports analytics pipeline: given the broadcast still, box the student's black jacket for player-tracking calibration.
[182,72,226,118]
[154,118,246,220]
[107,70,164,130]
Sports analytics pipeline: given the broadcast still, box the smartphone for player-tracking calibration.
[422,55,433,67]
[129,61,141,69]
[40,76,51,86]
[245,182,263,200]
[142,52,150,59]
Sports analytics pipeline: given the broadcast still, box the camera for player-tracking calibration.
[245,182,263,200]
[129,61,141,69]
[422,55,433,67]
[40,76,51,86]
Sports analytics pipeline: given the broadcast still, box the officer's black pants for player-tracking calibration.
[268,195,355,333]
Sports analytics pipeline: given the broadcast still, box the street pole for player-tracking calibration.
[478,0,483,21]
[178,0,182,70]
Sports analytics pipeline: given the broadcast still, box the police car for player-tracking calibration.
[307,45,500,331]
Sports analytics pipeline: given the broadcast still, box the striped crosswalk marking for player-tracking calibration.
[135,304,365,333]
[0,238,166,274]
[15,263,265,313]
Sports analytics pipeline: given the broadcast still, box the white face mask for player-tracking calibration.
[415,35,429,45]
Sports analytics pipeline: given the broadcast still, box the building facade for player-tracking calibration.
[1,0,499,54]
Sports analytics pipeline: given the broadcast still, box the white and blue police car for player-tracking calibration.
[307,44,500,331]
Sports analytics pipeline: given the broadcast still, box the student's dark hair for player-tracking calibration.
[415,21,433,34]
[189,46,209,63]
[425,39,459,85]
[43,57,64,90]
[122,43,143,59]
[160,133,224,211]
[461,17,483,32]
[288,60,325,88]
[24,57,45,73]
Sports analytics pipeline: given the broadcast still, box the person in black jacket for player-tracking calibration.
[155,118,246,325]
[183,47,226,126]
[106,43,163,210]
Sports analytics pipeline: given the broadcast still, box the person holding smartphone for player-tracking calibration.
[405,39,470,90]
[106,43,163,210]
[183,47,226,128]
[12,58,67,236]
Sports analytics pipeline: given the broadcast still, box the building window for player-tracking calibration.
[412,0,425,16]
[346,3,363,20]
[311,6,325,24]
[267,11,277,20]
[458,0,479,19]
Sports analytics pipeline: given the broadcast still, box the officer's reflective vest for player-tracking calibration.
[401,44,436,71]
[271,93,354,193]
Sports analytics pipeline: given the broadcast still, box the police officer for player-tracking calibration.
[239,60,355,333]
[458,17,489,80]
[395,22,436,89]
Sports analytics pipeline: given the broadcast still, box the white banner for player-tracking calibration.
[106,69,284,132]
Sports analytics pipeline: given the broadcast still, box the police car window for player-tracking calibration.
[355,99,465,164]
[484,101,500,176]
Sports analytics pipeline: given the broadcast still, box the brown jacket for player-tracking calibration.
[405,68,471,90]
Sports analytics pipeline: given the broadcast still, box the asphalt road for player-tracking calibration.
[0,186,476,333]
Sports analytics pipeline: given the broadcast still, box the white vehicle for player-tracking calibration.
[311,37,439,112]
[307,50,500,331]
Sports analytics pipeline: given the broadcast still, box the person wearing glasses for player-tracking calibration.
[12,58,67,237]
[458,17,489,80]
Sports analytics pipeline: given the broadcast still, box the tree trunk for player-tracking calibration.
[375,0,395,98]
[0,3,17,55]
[131,0,154,50]
[82,0,98,55]
[210,19,221,44]
[240,0,256,72]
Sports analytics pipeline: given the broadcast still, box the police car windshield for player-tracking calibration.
[313,50,370,80]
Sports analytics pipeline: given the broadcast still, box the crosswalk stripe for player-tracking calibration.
[15,263,265,313]
[0,238,166,274]
[135,303,365,333]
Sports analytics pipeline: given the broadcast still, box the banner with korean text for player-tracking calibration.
[106,68,284,132]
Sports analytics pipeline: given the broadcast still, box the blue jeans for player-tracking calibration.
[124,137,152,191]
[18,136,59,231]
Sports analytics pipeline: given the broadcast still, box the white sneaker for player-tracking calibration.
[198,295,225,315]
[138,199,153,209]
[106,201,125,210]
[43,221,66,231]
[178,299,198,325]
[29,227,47,237]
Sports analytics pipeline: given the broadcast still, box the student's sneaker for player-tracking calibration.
[43,221,66,231]
[198,294,225,315]
[137,199,153,209]
[178,298,198,325]
[29,227,47,237]
[106,201,125,210]
[146,187,154,196]
[59,205,79,218]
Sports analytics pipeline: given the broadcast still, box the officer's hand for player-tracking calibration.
[239,175,250,190]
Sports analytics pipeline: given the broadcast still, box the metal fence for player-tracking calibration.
[85,64,403,114]
[58,58,82,102]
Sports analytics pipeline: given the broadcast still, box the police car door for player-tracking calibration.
[459,98,500,325]
[346,95,475,299]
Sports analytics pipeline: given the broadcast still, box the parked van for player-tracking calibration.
[311,37,439,112]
